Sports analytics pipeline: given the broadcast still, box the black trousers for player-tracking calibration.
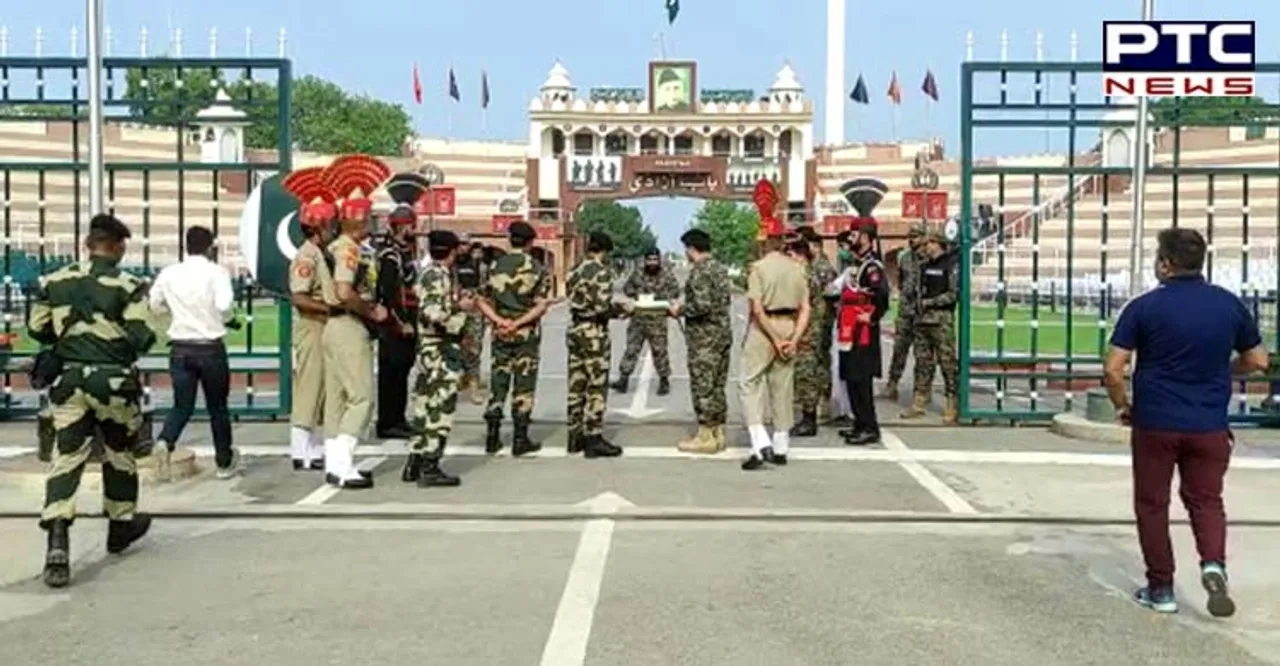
[158,340,233,468]
[844,375,880,437]
[377,331,416,430]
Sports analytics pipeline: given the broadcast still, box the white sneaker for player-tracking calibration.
[215,448,242,480]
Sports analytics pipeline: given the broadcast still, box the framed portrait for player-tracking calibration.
[649,61,697,114]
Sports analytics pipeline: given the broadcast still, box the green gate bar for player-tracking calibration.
[0,55,293,421]
[959,60,1280,424]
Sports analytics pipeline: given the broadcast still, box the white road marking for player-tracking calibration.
[881,431,979,515]
[293,456,387,506]
[611,353,664,419]
[539,491,634,666]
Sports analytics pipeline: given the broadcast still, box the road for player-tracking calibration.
[3,295,1280,664]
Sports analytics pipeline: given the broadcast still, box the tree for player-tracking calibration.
[121,68,412,155]
[1151,96,1277,129]
[690,200,759,268]
[0,104,75,118]
[574,200,657,260]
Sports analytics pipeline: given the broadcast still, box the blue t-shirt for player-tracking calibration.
[1110,274,1263,432]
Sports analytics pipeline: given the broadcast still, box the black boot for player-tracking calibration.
[583,435,623,459]
[417,455,461,487]
[106,514,152,555]
[610,375,630,393]
[845,430,881,447]
[512,422,542,457]
[657,377,671,396]
[401,453,424,483]
[42,520,71,589]
[789,410,818,437]
[567,432,584,454]
[484,418,503,455]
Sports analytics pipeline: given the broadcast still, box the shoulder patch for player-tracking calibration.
[295,262,314,279]
[869,268,881,284]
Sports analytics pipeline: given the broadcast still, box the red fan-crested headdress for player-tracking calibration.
[322,154,393,220]
[752,178,784,240]
[281,166,338,228]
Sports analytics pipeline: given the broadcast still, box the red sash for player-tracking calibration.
[836,285,874,350]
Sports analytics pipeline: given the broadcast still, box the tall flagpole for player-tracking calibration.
[1128,0,1155,297]
[86,0,105,215]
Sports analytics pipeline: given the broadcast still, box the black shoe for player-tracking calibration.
[308,459,325,471]
[657,378,671,396]
[324,473,374,489]
[838,428,861,439]
[583,435,623,459]
[417,459,461,487]
[741,454,767,471]
[42,520,71,589]
[512,423,542,457]
[610,376,630,393]
[106,514,152,555]
[845,431,881,447]
[484,419,503,454]
[762,448,788,466]
[401,453,424,483]
[830,415,854,427]
[377,425,415,439]
[291,459,305,471]
[789,411,818,438]
[567,432,584,454]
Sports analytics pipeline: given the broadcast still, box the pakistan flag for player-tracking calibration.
[238,173,303,295]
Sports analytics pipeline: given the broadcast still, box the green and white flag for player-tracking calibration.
[238,173,303,295]
[666,0,679,24]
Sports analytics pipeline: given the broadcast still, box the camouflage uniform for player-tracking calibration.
[408,263,466,465]
[907,235,960,422]
[794,252,838,417]
[28,257,156,528]
[677,256,733,452]
[483,249,550,441]
[565,256,628,455]
[886,244,924,392]
[453,256,487,392]
[617,266,680,381]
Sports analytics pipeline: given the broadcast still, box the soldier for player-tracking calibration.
[374,204,419,439]
[453,241,488,403]
[28,214,155,588]
[475,221,552,456]
[288,200,337,471]
[401,230,473,487]
[881,222,927,400]
[903,229,960,424]
[612,247,680,396]
[672,228,733,454]
[833,222,891,446]
[321,199,388,489]
[740,233,812,471]
[564,231,629,458]
[790,225,839,437]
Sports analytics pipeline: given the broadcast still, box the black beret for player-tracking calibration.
[587,231,614,253]
[680,229,710,246]
[643,247,661,259]
[795,225,820,243]
[90,213,131,241]
[426,230,460,251]
[507,221,536,242]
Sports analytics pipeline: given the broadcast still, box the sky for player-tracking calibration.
[5,0,1276,248]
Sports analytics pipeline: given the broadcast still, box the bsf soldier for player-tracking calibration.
[903,229,960,423]
[453,241,488,403]
[321,199,388,489]
[288,201,337,471]
[612,247,680,396]
[374,204,419,439]
[881,222,927,400]
[565,231,629,458]
[673,228,733,454]
[29,214,156,588]
[834,222,891,446]
[790,225,839,437]
[476,221,552,456]
[401,230,473,487]
[740,232,812,471]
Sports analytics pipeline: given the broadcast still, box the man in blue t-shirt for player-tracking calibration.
[1104,228,1270,618]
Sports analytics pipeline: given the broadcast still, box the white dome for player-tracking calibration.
[542,61,573,91]
[770,63,803,92]
[195,89,248,123]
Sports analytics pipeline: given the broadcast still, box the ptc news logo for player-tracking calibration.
[1103,21,1256,97]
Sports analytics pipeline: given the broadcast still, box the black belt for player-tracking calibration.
[764,308,799,316]
[572,314,611,325]
[170,339,224,347]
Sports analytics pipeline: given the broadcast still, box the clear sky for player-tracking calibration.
[6,0,1275,248]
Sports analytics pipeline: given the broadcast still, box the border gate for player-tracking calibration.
[957,60,1280,424]
[0,52,293,420]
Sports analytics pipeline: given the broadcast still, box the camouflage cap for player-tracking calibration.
[925,229,948,245]
[908,222,928,238]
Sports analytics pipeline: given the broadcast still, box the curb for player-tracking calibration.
[1050,413,1128,444]
[1,447,202,492]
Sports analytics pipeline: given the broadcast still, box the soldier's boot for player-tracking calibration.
[106,514,152,555]
[657,377,671,396]
[567,431,584,454]
[468,376,487,405]
[583,435,623,459]
[512,422,542,458]
[713,425,728,452]
[484,418,503,455]
[42,520,71,589]
[677,427,719,454]
[789,410,818,437]
[417,451,461,488]
[610,375,630,394]
[900,393,929,419]
[878,381,900,401]
[401,453,424,483]
[941,396,959,425]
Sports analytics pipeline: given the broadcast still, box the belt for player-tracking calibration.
[764,308,799,317]
[572,314,611,325]
[170,339,224,347]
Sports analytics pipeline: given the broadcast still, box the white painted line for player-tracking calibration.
[612,351,664,419]
[881,431,979,515]
[294,456,387,507]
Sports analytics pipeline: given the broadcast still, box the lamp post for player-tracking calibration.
[418,163,445,232]
[1127,0,1156,297]
[86,0,105,215]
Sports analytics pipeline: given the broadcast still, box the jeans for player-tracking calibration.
[157,341,233,468]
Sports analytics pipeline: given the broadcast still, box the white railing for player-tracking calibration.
[972,150,1103,263]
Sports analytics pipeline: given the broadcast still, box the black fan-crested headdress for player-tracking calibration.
[386,171,432,206]
[838,178,888,218]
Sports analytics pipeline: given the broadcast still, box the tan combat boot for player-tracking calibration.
[877,382,900,401]
[900,393,929,419]
[677,427,719,454]
[713,425,728,452]
[941,396,959,425]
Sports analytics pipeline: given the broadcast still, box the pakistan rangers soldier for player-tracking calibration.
[476,221,552,456]
[400,230,473,487]
[612,247,680,396]
[29,214,155,588]
[881,222,927,401]
[672,229,733,454]
[903,229,960,424]
[790,225,839,437]
[288,200,337,471]
[374,204,420,439]
[565,231,629,458]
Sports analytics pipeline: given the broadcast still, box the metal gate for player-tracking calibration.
[0,51,293,420]
[957,60,1280,424]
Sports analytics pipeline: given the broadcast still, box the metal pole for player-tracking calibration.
[1127,0,1155,296]
[86,0,105,215]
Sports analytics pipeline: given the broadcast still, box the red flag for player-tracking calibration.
[412,62,423,104]
[887,72,902,105]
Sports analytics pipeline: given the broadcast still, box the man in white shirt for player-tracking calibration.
[149,226,239,479]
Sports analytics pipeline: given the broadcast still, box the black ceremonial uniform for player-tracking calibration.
[837,251,890,444]
[376,241,418,437]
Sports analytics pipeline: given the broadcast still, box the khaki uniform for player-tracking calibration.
[740,252,809,455]
[322,235,378,442]
[290,240,333,430]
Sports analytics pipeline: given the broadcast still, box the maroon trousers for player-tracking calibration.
[1131,428,1232,587]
